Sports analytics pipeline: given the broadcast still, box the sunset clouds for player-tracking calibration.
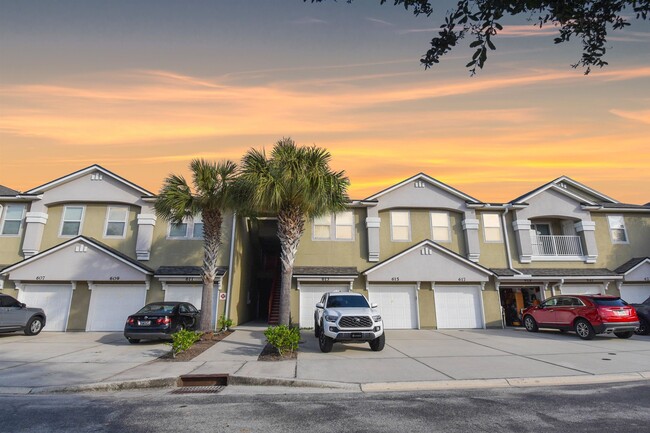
[1,1,649,203]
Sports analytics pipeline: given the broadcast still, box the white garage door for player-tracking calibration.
[368,285,418,329]
[560,285,603,295]
[19,284,73,331]
[620,285,650,304]
[299,285,349,328]
[86,285,147,331]
[434,285,483,329]
[164,284,219,328]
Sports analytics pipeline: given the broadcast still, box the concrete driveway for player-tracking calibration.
[0,332,168,389]
[297,328,650,384]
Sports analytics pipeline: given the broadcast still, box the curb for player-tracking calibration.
[228,375,361,391]
[360,373,650,393]
[28,377,178,394]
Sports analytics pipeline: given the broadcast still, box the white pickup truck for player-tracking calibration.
[314,292,385,353]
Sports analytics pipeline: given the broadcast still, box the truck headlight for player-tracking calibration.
[373,315,382,322]
[324,315,338,323]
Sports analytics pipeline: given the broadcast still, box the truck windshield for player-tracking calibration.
[327,295,369,308]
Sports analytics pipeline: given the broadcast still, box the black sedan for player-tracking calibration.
[631,296,650,335]
[123,302,200,343]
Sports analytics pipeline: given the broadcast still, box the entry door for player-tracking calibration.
[19,284,73,331]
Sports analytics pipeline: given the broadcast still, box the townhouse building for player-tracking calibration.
[1,167,649,332]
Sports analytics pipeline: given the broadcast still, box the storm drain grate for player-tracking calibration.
[171,385,225,394]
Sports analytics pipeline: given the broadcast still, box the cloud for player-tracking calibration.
[366,17,393,26]
[291,17,327,25]
[610,109,650,124]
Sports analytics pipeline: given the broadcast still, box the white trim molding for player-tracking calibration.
[25,212,48,225]
[574,221,596,232]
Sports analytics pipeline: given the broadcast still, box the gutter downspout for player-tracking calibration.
[224,212,237,322]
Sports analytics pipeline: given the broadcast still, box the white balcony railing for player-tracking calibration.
[531,235,583,256]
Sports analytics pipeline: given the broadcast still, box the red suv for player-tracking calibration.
[522,295,639,340]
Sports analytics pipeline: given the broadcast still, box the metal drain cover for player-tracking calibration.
[170,385,225,394]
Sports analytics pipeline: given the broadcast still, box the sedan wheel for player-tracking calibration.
[574,319,595,340]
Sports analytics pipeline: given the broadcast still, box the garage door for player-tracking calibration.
[434,286,482,329]
[86,285,147,331]
[368,285,418,329]
[164,284,219,328]
[19,284,73,331]
[620,285,650,304]
[299,285,349,328]
[560,285,603,295]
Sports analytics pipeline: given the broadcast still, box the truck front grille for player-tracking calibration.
[339,316,372,328]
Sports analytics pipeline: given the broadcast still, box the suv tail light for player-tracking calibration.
[156,316,171,325]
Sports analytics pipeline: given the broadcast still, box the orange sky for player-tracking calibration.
[1,1,649,203]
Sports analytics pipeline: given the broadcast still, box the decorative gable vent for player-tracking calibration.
[74,244,88,253]
[558,182,567,189]
[420,247,433,255]
[414,180,426,188]
[90,173,103,181]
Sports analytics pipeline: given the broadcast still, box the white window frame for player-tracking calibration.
[482,213,503,243]
[430,211,451,243]
[59,205,85,237]
[0,204,26,236]
[390,210,411,242]
[311,211,355,241]
[607,215,628,244]
[103,206,129,239]
[312,214,332,240]
[167,216,203,240]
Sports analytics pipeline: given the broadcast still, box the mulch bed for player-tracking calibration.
[257,343,298,362]
[158,330,234,362]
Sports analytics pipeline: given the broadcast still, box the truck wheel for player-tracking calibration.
[369,333,385,352]
[24,317,44,336]
[314,321,321,338]
[318,329,333,353]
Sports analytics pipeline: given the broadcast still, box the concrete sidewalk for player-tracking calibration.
[0,324,648,394]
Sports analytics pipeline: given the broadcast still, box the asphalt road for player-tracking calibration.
[3,382,649,433]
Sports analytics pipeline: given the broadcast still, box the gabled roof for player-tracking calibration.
[615,257,650,275]
[0,185,20,196]
[363,239,494,276]
[1,236,153,275]
[510,176,618,205]
[24,164,154,196]
[365,173,482,204]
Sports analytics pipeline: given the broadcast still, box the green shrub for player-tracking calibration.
[264,325,300,356]
[168,329,202,357]
[218,315,233,331]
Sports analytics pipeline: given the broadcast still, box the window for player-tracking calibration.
[104,206,128,238]
[482,213,502,242]
[430,212,451,242]
[1,204,25,235]
[167,216,203,239]
[312,211,354,241]
[607,215,628,243]
[60,206,84,236]
[313,214,331,239]
[390,210,410,241]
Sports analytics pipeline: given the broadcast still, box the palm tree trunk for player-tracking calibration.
[277,206,305,326]
[200,209,223,332]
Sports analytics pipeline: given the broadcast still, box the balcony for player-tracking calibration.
[531,235,583,257]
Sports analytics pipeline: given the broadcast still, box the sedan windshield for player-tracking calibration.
[327,295,369,308]
[137,304,176,314]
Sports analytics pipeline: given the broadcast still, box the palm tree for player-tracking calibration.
[239,138,349,326]
[155,159,238,332]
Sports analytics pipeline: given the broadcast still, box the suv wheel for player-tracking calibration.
[318,327,333,353]
[314,321,321,338]
[523,315,538,333]
[635,318,648,335]
[574,319,595,340]
[369,333,385,352]
[24,317,44,336]
[614,331,634,339]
